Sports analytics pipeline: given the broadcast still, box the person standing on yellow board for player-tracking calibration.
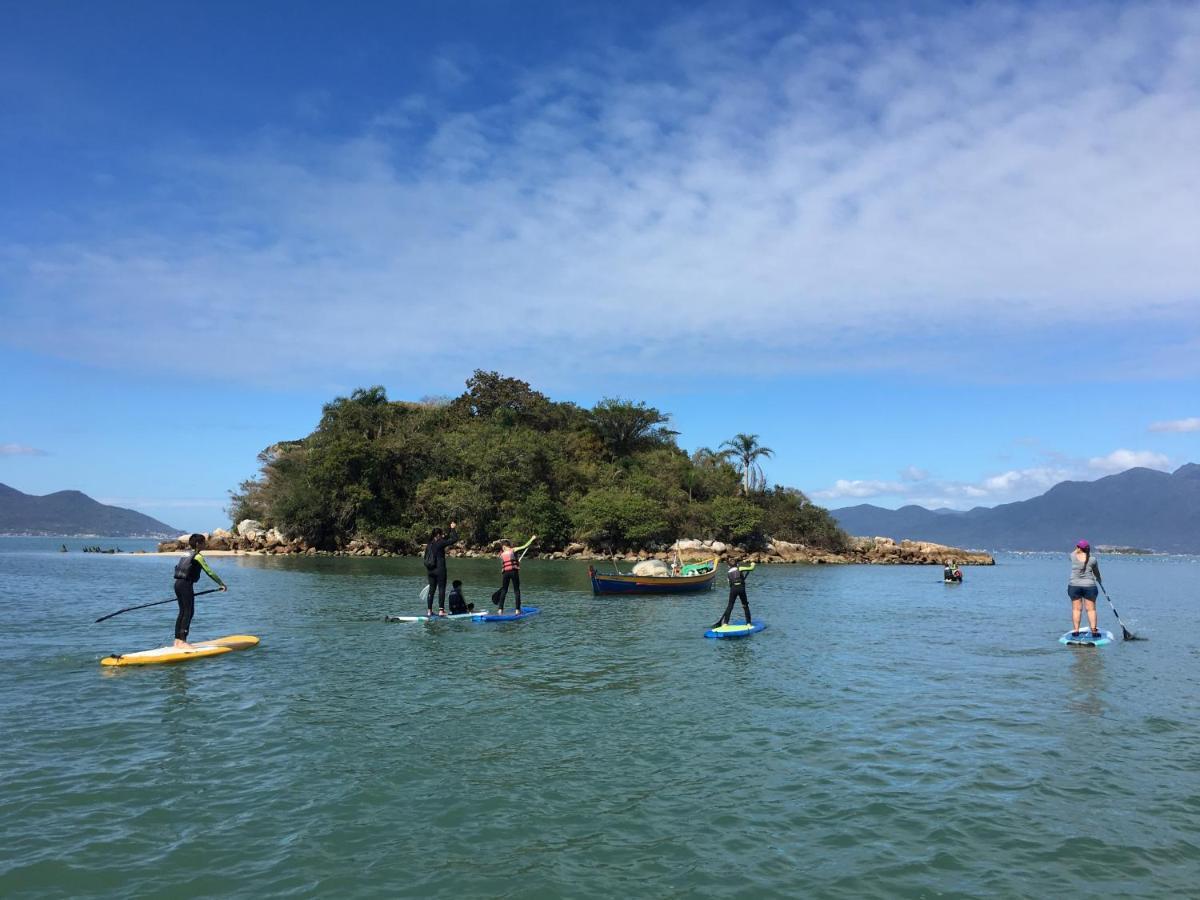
[173,534,227,648]
[494,535,536,614]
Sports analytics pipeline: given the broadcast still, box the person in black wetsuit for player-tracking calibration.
[173,533,227,648]
[711,558,755,629]
[447,580,474,615]
[423,522,459,617]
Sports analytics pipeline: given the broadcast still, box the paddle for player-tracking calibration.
[1098,582,1141,640]
[95,588,222,623]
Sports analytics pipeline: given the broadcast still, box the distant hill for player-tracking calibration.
[0,483,179,537]
[832,464,1200,553]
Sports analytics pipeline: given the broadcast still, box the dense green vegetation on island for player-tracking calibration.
[229,372,849,553]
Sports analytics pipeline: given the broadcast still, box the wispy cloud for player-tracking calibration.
[815,465,1070,507]
[1087,449,1170,473]
[817,448,1172,507]
[2,4,1199,387]
[0,443,48,456]
[1149,417,1200,433]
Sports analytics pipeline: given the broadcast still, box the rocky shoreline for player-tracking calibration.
[152,520,994,566]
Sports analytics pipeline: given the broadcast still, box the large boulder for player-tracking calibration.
[237,519,267,540]
[632,559,670,576]
[674,539,704,551]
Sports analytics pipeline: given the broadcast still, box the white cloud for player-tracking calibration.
[900,465,928,482]
[2,4,1199,386]
[820,448,1175,508]
[1149,417,1200,433]
[0,443,47,456]
[1087,449,1170,473]
[814,479,908,500]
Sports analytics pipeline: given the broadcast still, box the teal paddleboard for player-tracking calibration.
[1059,629,1113,647]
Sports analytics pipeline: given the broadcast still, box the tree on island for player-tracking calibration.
[229,372,847,554]
[719,433,775,493]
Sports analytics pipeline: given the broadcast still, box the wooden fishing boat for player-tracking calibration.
[588,558,719,595]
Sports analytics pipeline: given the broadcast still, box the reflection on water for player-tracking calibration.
[1066,647,1106,717]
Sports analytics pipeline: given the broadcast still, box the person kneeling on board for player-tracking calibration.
[173,533,227,649]
[712,558,755,629]
[447,580,474,616]
[494,535,536,614]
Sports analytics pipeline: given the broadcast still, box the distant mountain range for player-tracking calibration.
[832,464,1200,553]
[0,483,178,537]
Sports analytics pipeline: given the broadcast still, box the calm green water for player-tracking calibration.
[1,537,1198,898]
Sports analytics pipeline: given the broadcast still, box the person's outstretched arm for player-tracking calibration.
[196,552,227,589]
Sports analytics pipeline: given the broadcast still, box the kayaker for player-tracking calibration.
[173,533,227,648]
[495,535,536,614]
[423,522,459,617]
[1068,539,1102,637]
[711,558,755,629]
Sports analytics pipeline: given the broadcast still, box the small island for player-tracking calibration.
[155,372,994,567]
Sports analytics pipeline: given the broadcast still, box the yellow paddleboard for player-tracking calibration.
[100,634,260,667]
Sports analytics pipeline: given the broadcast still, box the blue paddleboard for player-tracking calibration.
[1059,629,1113,647]
[472,606,540,622]
[704,621,767,639]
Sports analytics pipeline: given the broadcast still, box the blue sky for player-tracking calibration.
[2,0,1198,531]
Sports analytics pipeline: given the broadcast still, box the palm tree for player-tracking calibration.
[719,433,774,493]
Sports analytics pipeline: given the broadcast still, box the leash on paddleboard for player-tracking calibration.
[95,588,222,623]
[1098,582,1140,641]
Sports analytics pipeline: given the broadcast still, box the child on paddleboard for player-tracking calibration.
[494,535,536,614]
[447,580,474,615]
[712,558,755,629]
[173,534,227,648]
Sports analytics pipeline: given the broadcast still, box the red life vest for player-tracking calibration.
[501,549,519,572]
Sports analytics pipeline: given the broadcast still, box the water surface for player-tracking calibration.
[2,539,1197,897]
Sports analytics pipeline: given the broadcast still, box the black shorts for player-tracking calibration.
[1068,585,1098,601]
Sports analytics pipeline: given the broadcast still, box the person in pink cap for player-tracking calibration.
[1067,540,1102,637]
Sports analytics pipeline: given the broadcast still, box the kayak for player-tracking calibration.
[101,634,260,667]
